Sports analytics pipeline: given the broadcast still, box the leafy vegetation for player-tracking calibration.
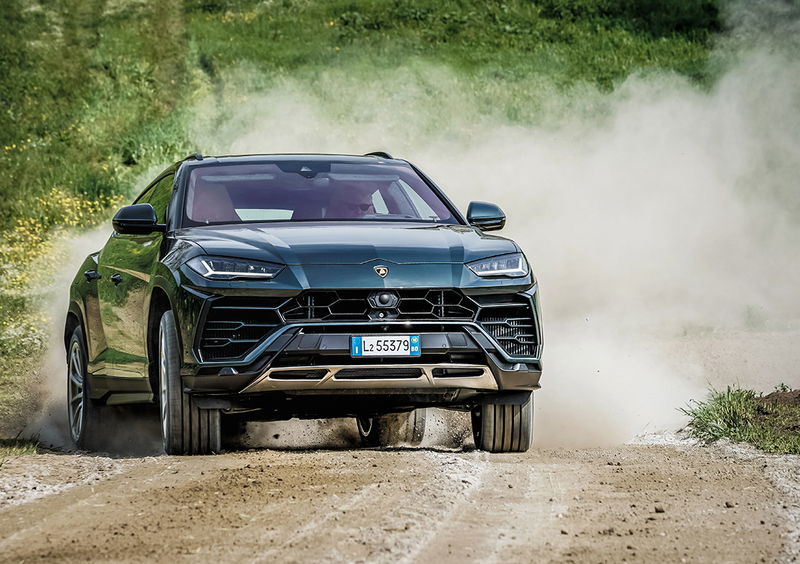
[0,0,722,435]
[681,386,800,455]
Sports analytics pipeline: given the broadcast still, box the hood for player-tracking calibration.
[176,222,519,265]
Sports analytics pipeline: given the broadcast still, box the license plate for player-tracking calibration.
[351,335,421,357]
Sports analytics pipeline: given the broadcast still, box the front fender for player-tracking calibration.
[148,260,208,372]
[67,254,105,365]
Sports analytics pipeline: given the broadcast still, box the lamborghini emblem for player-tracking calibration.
[374,265,389,278]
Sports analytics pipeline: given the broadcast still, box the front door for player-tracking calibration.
[96,174,173,381]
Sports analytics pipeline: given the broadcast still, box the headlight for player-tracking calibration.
[186,256,284,280]
[467,253,529,278]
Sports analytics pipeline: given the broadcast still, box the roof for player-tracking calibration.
[179,152,402,167]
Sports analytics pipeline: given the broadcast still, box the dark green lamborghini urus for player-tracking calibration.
[65,152,543,454]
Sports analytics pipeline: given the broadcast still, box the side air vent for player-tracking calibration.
[474,294,538,357]
[200,296,287,361]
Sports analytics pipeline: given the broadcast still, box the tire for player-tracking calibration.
[357,408,427,447]
[471,393,533,453]
[66,325,105,450]
[159,310,221,455]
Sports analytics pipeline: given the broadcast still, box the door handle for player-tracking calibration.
[84,270,101,282]
[110,274,123,286]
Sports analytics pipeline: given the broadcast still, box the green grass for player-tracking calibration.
[187,0,718,129]
[0,0,194,231]
[681,386,800,455]
[189,0,717,85]
[0,439,39,459]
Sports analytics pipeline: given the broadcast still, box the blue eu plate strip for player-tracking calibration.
[351,336,363,356]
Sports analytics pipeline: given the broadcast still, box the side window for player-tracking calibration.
[138,175,174,224]
[403,183,438,220]
[385,182,419,217]
[371,190,388,214]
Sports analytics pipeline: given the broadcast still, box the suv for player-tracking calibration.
[65,153,543,454]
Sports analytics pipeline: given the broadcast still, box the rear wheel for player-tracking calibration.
[357,408,427,447]
[66,325,105,450]
[159,310,221,455]
[471,393,533,453]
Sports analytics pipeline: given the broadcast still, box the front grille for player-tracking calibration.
[282,289,476,321]
[198,290,538,361]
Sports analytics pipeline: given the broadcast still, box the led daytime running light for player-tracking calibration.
[467,253,529,278]
[187,256,284,280]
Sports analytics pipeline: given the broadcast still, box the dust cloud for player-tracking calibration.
[244,410,472,451]
[29,224,165,454]
[243,419,360,450]
[26,227,110,448]
[189,1,800,447]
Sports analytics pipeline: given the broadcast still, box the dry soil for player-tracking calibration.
[0,434,796,563]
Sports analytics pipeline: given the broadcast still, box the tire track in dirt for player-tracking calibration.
[0,453,141,508]
[240,450,489,563]
[410,457,573,562]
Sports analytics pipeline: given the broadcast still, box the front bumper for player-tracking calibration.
[173,280,544,406]
[184,323,542,396]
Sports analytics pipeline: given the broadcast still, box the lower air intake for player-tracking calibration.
[270,369,328,380]
[335,368,424,379]
[431,367,486,378]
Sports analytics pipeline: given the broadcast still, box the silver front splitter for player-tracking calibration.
[240,363,498,393]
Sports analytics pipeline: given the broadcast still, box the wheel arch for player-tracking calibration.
[64,303,85,353]
[147,286,173,393]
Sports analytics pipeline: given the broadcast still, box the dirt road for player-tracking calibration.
[0,428,796,563]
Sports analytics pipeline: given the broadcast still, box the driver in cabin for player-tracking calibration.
[326,184,377,219]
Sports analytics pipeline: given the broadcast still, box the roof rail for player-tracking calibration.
[184,153,204,161]
[364,151,393,159]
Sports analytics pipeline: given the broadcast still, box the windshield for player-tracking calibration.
[182,160,459,226]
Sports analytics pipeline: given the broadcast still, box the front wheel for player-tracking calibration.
[66,325,105,450]
[357,408,427,447]
[159,310,221,455]
[471,393,534,453]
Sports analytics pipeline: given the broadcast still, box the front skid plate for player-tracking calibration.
[240,363,498,393]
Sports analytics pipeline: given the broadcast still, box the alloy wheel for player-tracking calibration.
[67,340,84,443]
[159,324,169,451]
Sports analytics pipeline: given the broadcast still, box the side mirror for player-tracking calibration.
[112,204,165,235]
[466,201,506,231]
